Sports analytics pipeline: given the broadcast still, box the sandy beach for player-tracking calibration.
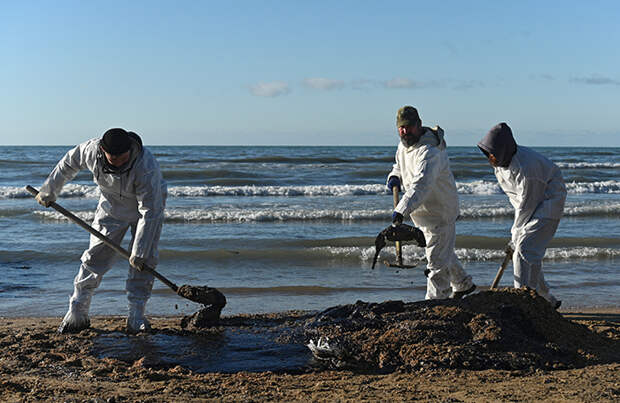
[1,289,619,402]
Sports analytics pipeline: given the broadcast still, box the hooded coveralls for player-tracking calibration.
[39,137,167,331]
[388,127,473,299]
[478,128,566,305]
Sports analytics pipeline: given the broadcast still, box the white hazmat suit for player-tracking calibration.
[38,135,167,333]
[388,126,474,299]
[478,123,566,307]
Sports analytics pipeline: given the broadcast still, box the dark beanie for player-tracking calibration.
[101,128,132,155]
[396,106,420,127]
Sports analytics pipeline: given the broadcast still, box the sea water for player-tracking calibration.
[1,145,618,317]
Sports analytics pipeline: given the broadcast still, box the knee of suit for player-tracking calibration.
[80,249,118,275]
[74,264,104,290]
[514,247,543,269]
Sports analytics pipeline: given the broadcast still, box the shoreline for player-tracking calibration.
[3,305,620,319]
[1,292,619,402]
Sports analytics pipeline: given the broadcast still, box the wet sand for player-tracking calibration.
[1,290,619,402]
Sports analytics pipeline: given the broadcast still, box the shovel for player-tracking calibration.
[384,186,417,269]
[490,243,514,289]
[26,185,226,308]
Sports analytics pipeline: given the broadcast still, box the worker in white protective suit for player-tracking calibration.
[387,106,475,300]
[477,122,566,309]
[35,128,167,334]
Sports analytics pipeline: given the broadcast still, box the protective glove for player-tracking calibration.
[387,176,401,191]
[129,255,148,272]
[505,240,515,254]
[35,192,56,207]
[392,212,403,225]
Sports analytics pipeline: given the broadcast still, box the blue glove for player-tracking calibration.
[387,176,401,191]
[392,212,403,225]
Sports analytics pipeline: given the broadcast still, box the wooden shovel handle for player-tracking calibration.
[392,186,403,266]
[491,245,514,289]
[25,185,179,292]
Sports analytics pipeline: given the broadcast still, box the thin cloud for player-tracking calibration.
[303,77,345,90]
[351,79,378,90]
[384,78,416,89]
[570,75,620,86]
[530,73,555,81]
[249,81,291,97]
[453,80,485,91]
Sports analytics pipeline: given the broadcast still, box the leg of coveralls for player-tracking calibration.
[422,226,452,300]
[125,217,162,334]
[58,210,130,333]
[442,222,474,296]
[513,218,560,306]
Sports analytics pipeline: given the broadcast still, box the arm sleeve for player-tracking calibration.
[394,148,441,216]
[511,175,547,235]
[39,143,91,198]
[386,150,401,186]
[131,166,166,259]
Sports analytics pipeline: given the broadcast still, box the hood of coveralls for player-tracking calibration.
[477,122,517,168]
[411,126,447,150]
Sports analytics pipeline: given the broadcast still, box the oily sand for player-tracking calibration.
[1,288,619,402]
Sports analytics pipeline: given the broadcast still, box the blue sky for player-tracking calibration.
[2,1,619,146]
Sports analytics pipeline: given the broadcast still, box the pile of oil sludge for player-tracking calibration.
[301,288,620,371]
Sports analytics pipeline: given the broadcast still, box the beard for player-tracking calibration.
[400,133,419,147]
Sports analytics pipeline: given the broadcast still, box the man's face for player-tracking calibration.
[487,153,500,167]
[398,120,423,146]
[102,148,130,167]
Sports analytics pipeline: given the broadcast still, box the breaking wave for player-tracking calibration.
[3,180,620,200]
[334,245,620,263]
[32,201,620,223]
[557,162,620,169]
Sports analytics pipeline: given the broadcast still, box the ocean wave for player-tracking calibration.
[167,184,387,197]
[565,181,620,194]
[33,208,388,223]
[167,181,620,196]
[327,245,620,263]
[557,162,620,169]
[4,180,620,201]
[32,201,620,223]
[215,156,394,164]
[456,181,503,195]
[0,184,98,200]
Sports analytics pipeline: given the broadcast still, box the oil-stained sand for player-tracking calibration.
[1,289,618,402]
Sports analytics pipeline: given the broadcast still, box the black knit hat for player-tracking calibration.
[101,128,132,155]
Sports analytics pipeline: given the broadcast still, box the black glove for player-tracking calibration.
[387,176,401,191]
[392,212,403,225]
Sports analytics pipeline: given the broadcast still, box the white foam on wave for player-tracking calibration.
[558,162,620,169]
[166,208,389,222]
[456,180,503,195]
[34,210,96,222]
[319,245,620,262]
[33,208,389,223]
[563,202,620,216]
[33,200,620,223]
[0,184,99,200]
[459,206,513,218]
[3,180,620,200]
[565,181,620,194]
[167,184,386,197]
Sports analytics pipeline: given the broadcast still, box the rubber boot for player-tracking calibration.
[58,289,93,334]
[126,301,151,334]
